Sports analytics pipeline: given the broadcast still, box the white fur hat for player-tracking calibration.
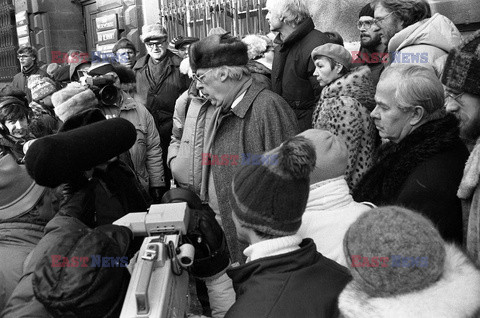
[52,82,98,122]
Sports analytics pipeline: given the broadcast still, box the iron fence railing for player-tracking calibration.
[160,0,270,39]
[0,0,19,82]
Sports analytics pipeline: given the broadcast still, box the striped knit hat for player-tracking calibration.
[229,136,316,236]
[442,29,480,96]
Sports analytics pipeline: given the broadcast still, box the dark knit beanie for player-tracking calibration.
[112,37,137,54]
[359,2,375,18]
[229,136,316,236]
[343,206,446,297]
[189,34,248,72]
[442,29,480,96]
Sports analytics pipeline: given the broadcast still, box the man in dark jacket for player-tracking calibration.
[12,46,48,103]
[266,0,331,131]
[134,23,190,191]
[353,64,468,244]
[226,135,351,318]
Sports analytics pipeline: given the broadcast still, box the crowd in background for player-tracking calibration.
[1,0,480,317]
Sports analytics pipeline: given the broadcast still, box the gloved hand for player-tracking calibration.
[58,176,95,226]
[149,186,168,204]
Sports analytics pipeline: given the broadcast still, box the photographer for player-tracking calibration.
[52,63,167,204]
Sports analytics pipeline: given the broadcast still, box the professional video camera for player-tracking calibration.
[85,74,119,107]
[114,202,195,318]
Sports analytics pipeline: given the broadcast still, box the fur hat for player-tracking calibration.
[312,43,352,71]
[359,2,375,18]
[229,135,316,236]
[299,129,348,184]
[0,153,46,220]
[170,36,200,50]
[28,75,57,101]
[52,82,98,122]
[442,29,480,96]
[189,34,248,72]
[140,23,167,43]
[112,37,137,54]
[343,206,446,297]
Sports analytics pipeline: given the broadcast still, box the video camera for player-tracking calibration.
[114,202,195,318]
[84,74,119,107]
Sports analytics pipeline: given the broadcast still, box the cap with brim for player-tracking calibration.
[0,154,46,220]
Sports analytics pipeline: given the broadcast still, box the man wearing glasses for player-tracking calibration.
[12,46,48,103]
[443,30,480,265]
[134,23,190,194]
[373,0,461,74]
[353,2,386,87]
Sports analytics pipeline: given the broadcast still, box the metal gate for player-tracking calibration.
[160,0,270,39]
[0,0,19,82]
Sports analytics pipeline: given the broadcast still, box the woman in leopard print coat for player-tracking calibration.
[312,46,378,190]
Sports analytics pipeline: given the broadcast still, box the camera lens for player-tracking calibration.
[98,85,118,106]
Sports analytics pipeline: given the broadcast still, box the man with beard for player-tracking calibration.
[443,30,480,265]
[353,2,386,86]
[12,46,48,103]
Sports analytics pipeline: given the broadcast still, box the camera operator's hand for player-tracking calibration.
[59,175,95,226]
[149,186,168,204]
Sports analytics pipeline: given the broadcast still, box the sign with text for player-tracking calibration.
[96,14,118,32]
[96,29,118,45]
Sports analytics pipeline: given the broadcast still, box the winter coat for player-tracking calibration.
[457,138,480,265]
[101,91,165,190]
[338,244,480,318]
[226,239,351,318]
[298,177,372,267]
[312,65,377,190]
[3,213,131,318]
[168,89,215,195]
[353,114,469,244]
[0,187,59,313]
[352,46,385,87]
[12,64,48,103]
[387,13,463,76]
[271,17,331,131]
[210,81,299,264]
[133,52,190,181]
[246,60,271,90]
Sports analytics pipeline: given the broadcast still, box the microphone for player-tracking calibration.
[25,118,136,188]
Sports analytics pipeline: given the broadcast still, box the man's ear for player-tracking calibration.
[218,68,228,82]
[410,106,425,126]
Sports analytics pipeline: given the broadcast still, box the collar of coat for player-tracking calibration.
[132,50,182,71]
[338,244,480,317]
[227,79,264,119]
[352,114,461,204]
[276,17,315,51]
[320,65,376,111]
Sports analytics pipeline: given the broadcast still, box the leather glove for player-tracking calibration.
[149,186,168,204]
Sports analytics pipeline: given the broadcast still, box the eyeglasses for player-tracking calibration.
[192,69,213,84]
[445,90,464,106]
[17,55,31,59]
[357,19,376,30]
[145,40,166,49]
[373,11,396,26]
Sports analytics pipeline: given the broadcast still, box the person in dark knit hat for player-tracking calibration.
[443,30,480,265]
[112,37,138,69]
[352,2,386,86]
[339,206,480,317]
[226,135,351,318]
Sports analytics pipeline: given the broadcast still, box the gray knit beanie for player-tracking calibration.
[343,206,446,297]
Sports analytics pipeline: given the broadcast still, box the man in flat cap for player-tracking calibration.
[134,23,190,192]
[189,33,299,265]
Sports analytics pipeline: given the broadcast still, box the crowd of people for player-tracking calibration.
[1,0,480,317]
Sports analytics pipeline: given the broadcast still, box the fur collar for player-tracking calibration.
[321,65,376,111]
[246,60,271,76]
[339,244,480,318]
[353,114,461,204]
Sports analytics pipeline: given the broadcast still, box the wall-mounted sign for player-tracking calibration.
[96,14,118,32]
[17,25,29,38]
[18,36,30,46]
[96,43,116,53]
[16,11,28,27]
[97,29,118,44]
[97,0,122,12]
